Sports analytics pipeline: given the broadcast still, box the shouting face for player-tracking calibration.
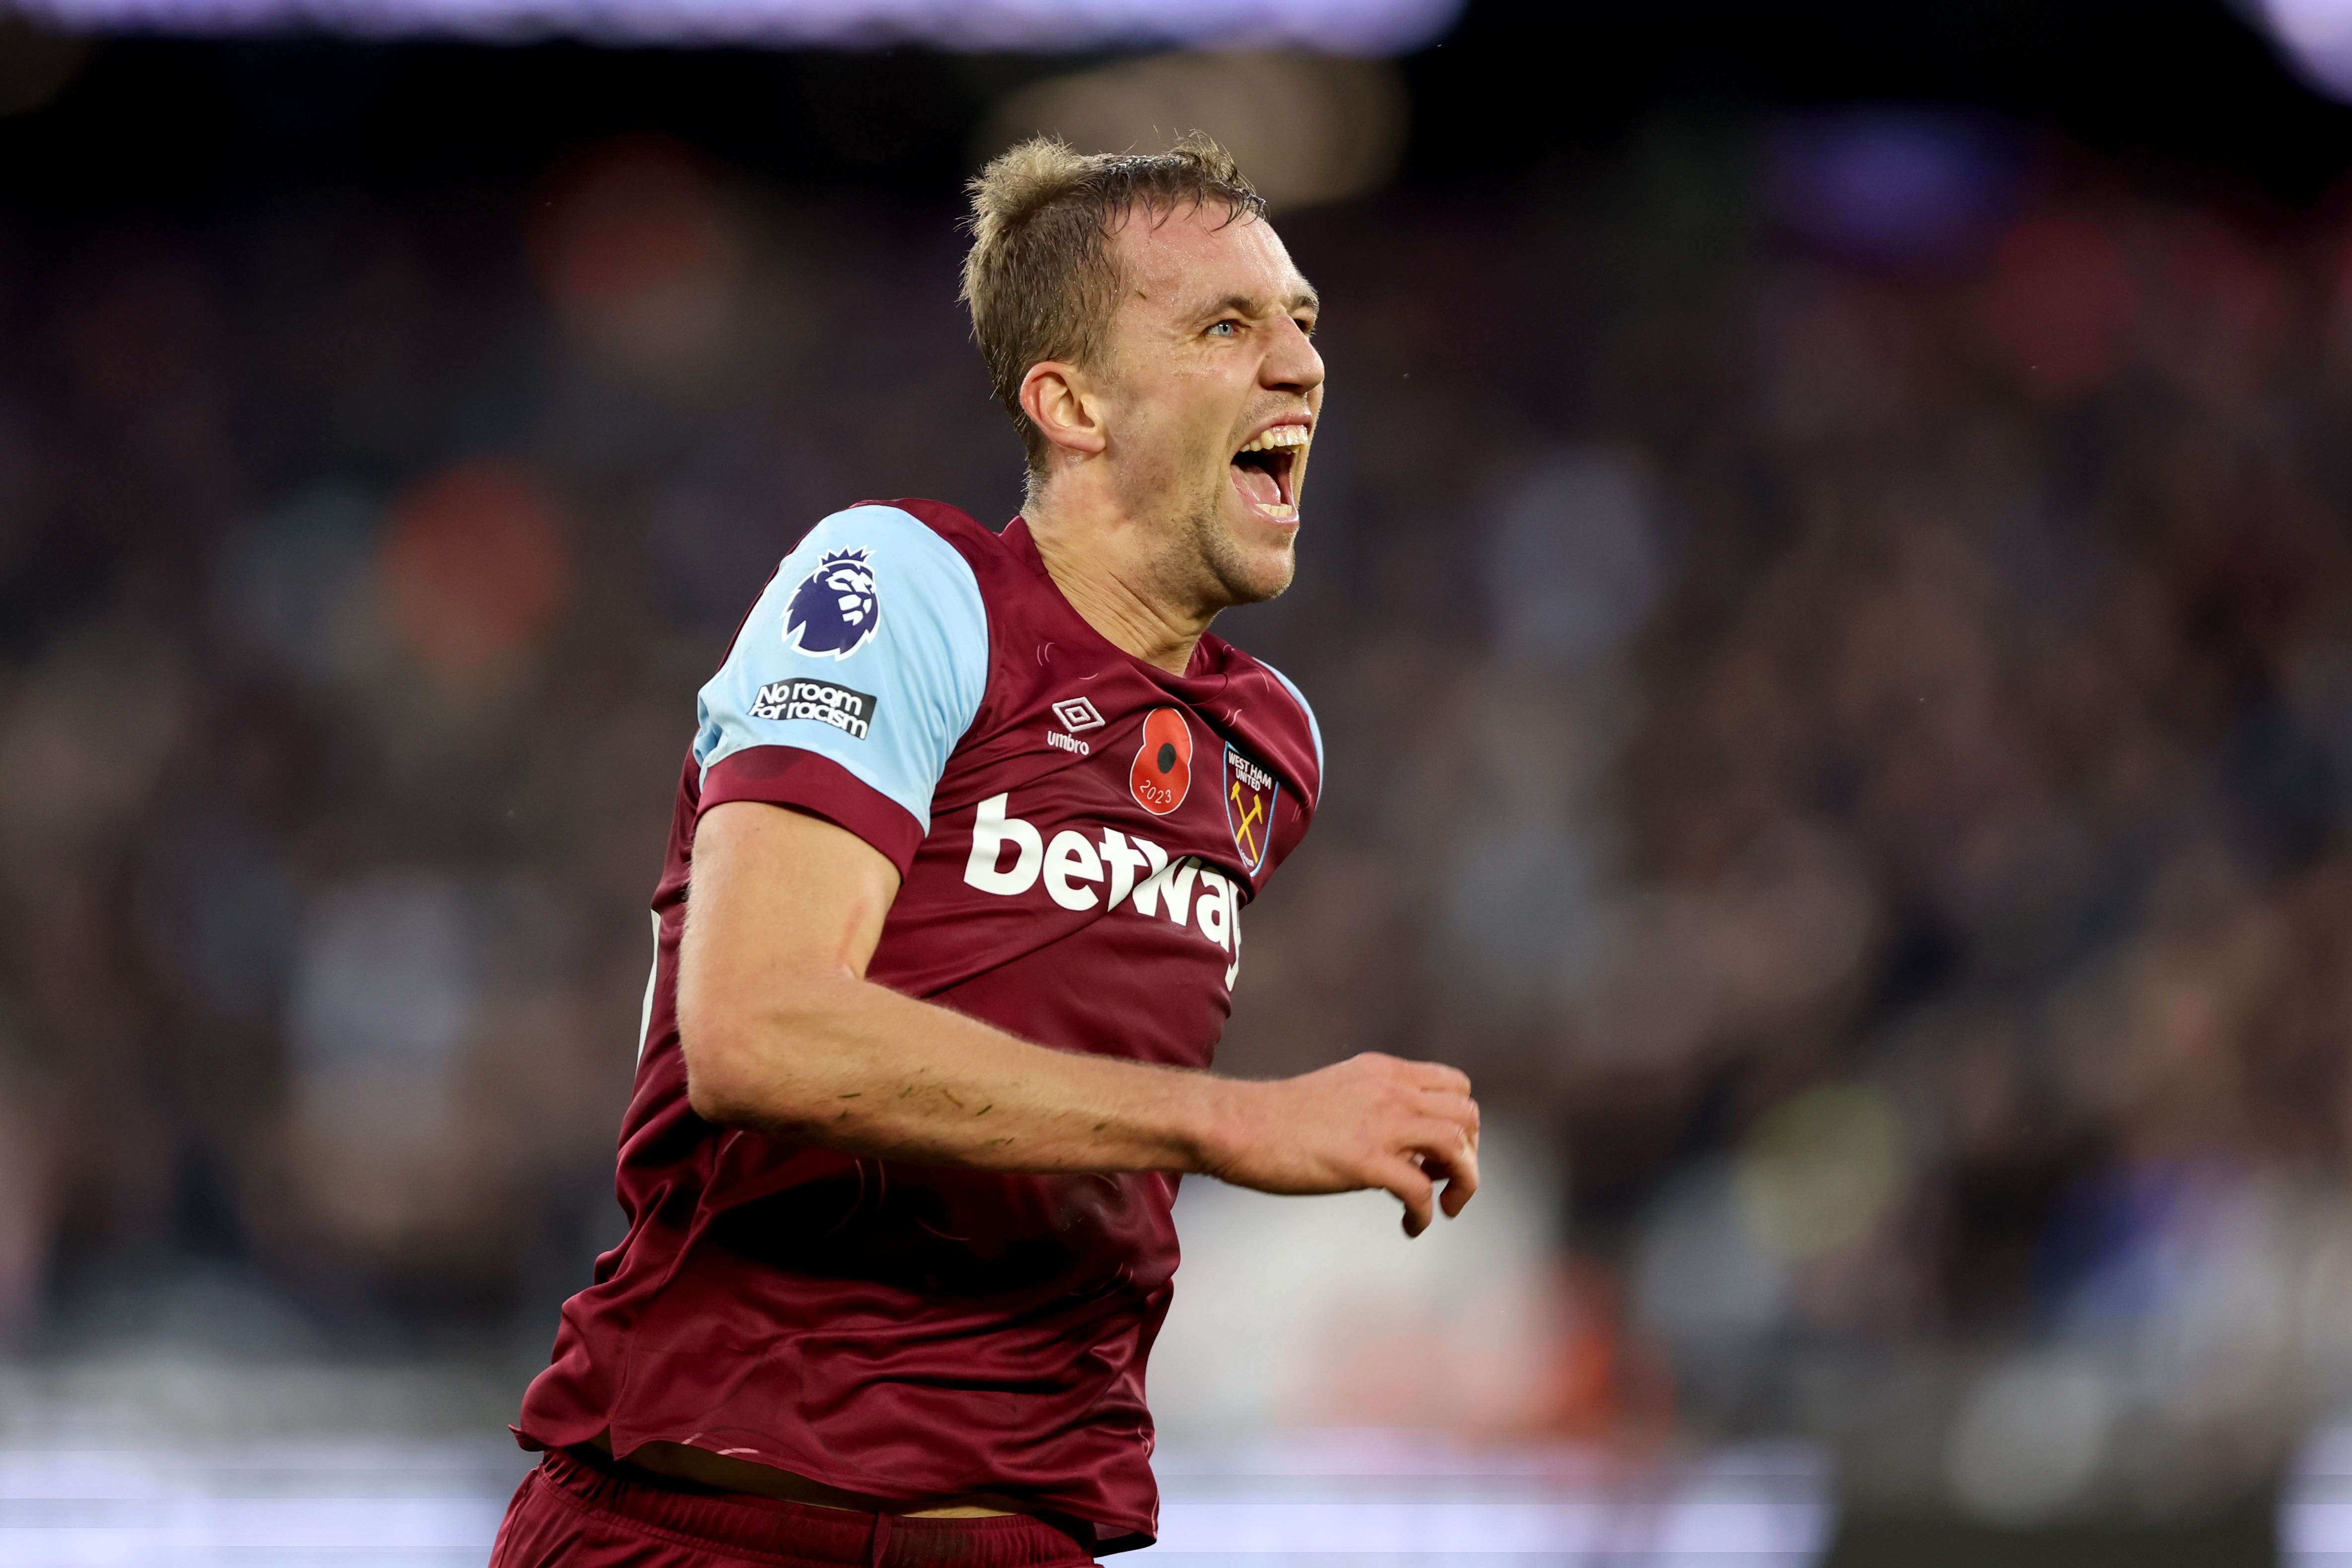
[1091,203,1324,612]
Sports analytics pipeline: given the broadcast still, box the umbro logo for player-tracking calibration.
[1051,697,1105,733]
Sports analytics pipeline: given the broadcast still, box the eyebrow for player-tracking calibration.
[1203,286,1321,319]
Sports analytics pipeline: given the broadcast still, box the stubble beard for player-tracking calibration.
[1170,468,1296,614]
[1111,423,1299,621]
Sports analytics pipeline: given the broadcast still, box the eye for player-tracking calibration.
[1208,320,1239,337]
[1295,316,1317,338]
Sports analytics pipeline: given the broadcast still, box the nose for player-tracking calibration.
[1263,314,1324,397]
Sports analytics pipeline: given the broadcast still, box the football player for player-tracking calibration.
[492,133,1481,1568]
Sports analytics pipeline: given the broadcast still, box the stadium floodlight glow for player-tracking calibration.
[2250,0,2352,101]
[7,0,1464,52]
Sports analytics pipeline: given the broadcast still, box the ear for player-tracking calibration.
[1019,360,1109,462]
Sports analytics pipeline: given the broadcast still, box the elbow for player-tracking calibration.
[675,973,853,1133]
[678,1017,764,1128]
[679,1006,836,1134]
[681,1042,742,1127]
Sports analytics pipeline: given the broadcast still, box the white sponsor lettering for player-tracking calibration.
[959,796,1241,969]
[1098,828,1149,910]
[1046,731,1091,756]
[1044,829,1104,910]
[1195,869,1232,950]
[1133,855,1200,924]
[964,792,1043,895]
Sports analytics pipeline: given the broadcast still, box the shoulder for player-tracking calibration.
[769,501,989,659]
[793,500,984,588]
[693,501,999,847]
[1251,658,1326,789]
[1208,637,1325,799]
[851,499,1060,609]
[836,498,1010,588]
[861,497,999,553]
[1252,656,1323,774]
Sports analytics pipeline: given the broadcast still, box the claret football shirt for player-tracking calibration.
[517,499,1323,1551]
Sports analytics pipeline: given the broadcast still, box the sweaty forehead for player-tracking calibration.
[1109,204,1311,319]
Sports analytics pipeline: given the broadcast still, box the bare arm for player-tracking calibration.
[678,800,1480,1235]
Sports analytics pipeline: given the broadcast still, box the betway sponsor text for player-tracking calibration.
[962,793,1241,987]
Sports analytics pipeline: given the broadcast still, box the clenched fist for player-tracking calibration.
[1197,1052,1480,1237]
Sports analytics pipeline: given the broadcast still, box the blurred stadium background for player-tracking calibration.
[8,0,2352,1562]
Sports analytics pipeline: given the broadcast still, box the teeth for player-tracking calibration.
[1260,502,1296,519]
[1237,425,1310,454]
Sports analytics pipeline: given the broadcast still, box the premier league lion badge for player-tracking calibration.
[1223,743,1279,876]
[784,548,880,659]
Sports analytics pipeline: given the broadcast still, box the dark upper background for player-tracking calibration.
[7,0,2352,1529]
[6,1,2352,206]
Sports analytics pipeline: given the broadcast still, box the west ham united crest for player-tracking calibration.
[1223,744,1279,876]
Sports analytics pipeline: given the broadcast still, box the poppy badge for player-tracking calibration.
[1130,707,1193,816]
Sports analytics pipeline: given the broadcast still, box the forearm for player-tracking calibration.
[674,803,1476,1228]
[683,974,1244,1174]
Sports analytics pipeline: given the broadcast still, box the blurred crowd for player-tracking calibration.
[6,100,2352,1520]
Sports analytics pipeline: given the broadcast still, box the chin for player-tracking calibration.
[1211,528,1298,606]
[1246,540,1299,602]
[1180,481,1301,609]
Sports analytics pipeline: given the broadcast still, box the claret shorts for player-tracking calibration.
[489,1447,1102,1568]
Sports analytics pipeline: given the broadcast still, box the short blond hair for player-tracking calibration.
[961,132,1267,474]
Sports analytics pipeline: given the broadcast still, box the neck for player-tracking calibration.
[1024,478,1218,677]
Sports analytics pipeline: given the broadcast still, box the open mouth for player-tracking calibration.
[1230,424,1307,521]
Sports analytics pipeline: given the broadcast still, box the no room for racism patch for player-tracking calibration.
[751,677,878,739]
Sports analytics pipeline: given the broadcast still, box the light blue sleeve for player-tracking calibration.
[693,504,989,830]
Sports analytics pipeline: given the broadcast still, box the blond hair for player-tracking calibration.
[961,132,1267,474]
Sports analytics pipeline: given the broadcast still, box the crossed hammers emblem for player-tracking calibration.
[1229,779,1265,863]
